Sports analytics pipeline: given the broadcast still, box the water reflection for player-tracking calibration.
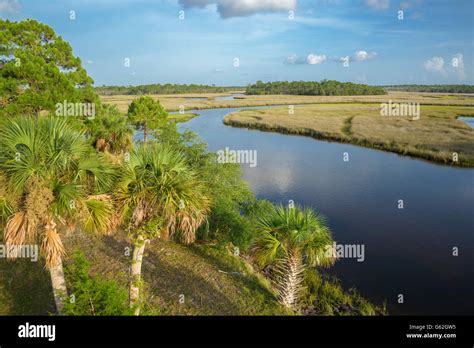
[178,106,474,315]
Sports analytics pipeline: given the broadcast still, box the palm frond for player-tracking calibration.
[115,142,210,244]
[4,211,36,255]
[83,198,114,235]
[252,204,336,269]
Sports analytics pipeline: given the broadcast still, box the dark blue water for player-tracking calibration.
[178,107,474,315]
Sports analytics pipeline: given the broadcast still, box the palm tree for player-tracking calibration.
[0,116,116,314]
[115,142,210,315]
[86,104,133,154]
[250,205,336,310]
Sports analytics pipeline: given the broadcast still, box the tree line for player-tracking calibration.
[245,80,387,96]
[95,84,243,95]
[383,85,474,93]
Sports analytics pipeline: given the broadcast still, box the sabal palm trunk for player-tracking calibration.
[276,249,304,310]
[143,121,148,143]
[130,236,147,315]
[49,258,67,314]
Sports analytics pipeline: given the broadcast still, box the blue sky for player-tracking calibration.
[1,0,473,86]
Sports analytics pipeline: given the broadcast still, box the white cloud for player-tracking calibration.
[423,54,468,80]
[306,54,327,65]
[284,53,327,65]
[365,0,390,11]
[179,0,297,18]
[353,50,377,61]
[335,50,377,63]
[423,56,445,73]
[0,0,20,14]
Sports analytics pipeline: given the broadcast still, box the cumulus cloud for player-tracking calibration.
[306,54,327,65]
[365,0,390,11]
[335,50,377,63]
[0,0,20,14]
[284,53,327,65]
[423,56,445,73]
[353,50,377,61]
[424,54,468,80]
[179,0,297,18]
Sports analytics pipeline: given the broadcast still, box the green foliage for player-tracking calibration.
[127,96,167,141]
[246,80,387,96]
[167,112,198,123]
[244,199,276,220]
[115,141,210,244]
[0,116,115,234]
[299,270,387,316]
[0,19,98,117]
[198,159,254,248]
[251,204,336,268]
[153,124,256,249]
[95,84,242,95]
[63,251,132,315]
[85,104,133,154]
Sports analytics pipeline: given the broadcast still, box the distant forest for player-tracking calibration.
[383,85,474,93]
[95,84,242,95]
[95,82,474,96]
[245,80,387,96]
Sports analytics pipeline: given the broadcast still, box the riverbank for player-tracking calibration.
[0,228,385,315]
[102,92,474,166]
[168,112,199,123]
[100,91,474,113]
[223,104,474,167]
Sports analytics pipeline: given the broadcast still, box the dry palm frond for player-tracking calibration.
[41,219,65,269]
[107,212,123,235]
[163,208,208,245]
[87,194,112,201]
[163,217,174,241]
[4,212,35,257]
[177,212,196,245]
[95,138,107,152]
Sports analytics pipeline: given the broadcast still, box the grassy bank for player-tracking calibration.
[223,104,474,167]
[0,230,285,315]
[0,228,385,315]
[101,91,474,114]
[168,112,199,123]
